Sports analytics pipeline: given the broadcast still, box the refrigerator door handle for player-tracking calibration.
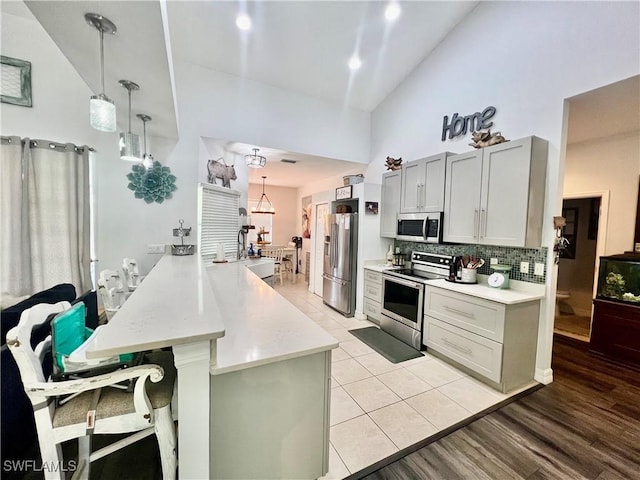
[331,222,338,268]
[322,273,346,285]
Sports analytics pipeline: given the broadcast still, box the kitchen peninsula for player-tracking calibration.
[85,255,337,480]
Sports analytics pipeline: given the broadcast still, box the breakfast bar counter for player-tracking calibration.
[85,255,337,480]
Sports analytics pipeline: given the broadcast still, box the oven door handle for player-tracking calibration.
[384,275,423,290]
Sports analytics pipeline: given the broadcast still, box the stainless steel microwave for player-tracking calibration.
[396,212,444,243]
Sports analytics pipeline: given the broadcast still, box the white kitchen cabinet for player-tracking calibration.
[363,269,383,323]
[400,152,449,213]
[443,136,548,247]
[380,170,401,238]
[423,285,540,393]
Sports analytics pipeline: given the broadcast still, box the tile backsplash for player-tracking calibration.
[394,241,548,284]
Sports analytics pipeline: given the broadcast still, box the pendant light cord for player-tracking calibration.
[142,119,147,154]
[99,28,105,95]
[127,88,132,133]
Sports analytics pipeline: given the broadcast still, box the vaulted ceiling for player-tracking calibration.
[5,1,638,188]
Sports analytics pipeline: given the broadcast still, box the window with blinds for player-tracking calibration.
[197,183,240,261]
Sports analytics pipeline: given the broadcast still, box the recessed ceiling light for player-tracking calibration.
[385,3,401,21]
[281,159,297,164]
[348,55,362,70]
[236,14,252,30]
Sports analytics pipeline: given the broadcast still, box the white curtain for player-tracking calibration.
[0,136,91,297]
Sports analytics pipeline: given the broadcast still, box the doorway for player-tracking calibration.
[555,193,608,342]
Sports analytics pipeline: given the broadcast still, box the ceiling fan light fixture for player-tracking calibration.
[119,80,142,162]
[251,176,275,215]
[86,13,117,132]
[245,148,267,168]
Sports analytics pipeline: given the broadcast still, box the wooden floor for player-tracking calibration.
[361,336,640,480]
[9,336,640,479]
[554,313,591,339]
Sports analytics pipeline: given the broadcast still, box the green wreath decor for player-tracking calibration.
[126,161,177,204]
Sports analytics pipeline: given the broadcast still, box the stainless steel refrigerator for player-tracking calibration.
[322,213,358,316]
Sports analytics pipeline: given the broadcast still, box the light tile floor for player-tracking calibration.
[274,276,533,479]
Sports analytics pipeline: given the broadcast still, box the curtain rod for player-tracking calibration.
[1,136,95,153]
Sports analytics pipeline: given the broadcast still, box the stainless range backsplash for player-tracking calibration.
[394,241,548,284]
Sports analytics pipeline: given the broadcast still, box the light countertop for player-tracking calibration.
[425,278,545,305]
[86,255,226,358]
[86,256,337,374]
[207,261,338,375]
[363,264,401,273]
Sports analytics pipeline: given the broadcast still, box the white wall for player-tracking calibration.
[367,1,640,383]
[248,182,297,246]
[564,133,640,255]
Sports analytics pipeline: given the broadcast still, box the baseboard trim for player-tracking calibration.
[534,367,554,385]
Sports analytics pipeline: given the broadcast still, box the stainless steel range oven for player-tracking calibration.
[380,252,452,350]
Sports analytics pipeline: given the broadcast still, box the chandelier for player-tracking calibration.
[252,176,275,214]
[245,148,266,168]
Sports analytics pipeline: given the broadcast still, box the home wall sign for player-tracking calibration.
[441,106,496,141]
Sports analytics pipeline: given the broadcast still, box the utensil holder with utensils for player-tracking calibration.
[449,255,485,283]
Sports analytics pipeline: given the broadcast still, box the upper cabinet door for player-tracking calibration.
[443,150,483,244]
[380,170,402,238]
[422,153,447,211]
[480,138,531,246]
[480,136,547,247]
[400,160,423,213]
[400,153,448,213]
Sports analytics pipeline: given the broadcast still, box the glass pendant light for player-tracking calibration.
[136,114,154,170]
[245,148,267,168]
[86,13,117,132]
[252,176,276,215]
[118,80,141,161]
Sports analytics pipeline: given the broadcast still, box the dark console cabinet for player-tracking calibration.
[590,299,640,367]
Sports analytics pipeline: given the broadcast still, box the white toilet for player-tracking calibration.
[556,290,574,315]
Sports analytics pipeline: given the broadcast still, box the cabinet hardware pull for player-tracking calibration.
[443,338,473,355]
[481,208,486,238]
[444,305,474,318]
[474,209,479,239]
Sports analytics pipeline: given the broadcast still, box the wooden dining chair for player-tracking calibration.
[262,247,284,285]
[97,270,128,321]
[6,302,177,480]
[121,258,145,292]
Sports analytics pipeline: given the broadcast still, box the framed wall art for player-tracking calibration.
[336,185,352,200]
[0,56,32,107]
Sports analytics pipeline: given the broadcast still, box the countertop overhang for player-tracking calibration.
[86,255,225,358]
[207,261,338,375]
[85,255,337,372]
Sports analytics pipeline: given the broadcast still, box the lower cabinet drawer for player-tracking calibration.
[424,316,502,383]
[426,287,505,342]
[364,270,382,285]
[364,281,382,302]
[363,297,381,321]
